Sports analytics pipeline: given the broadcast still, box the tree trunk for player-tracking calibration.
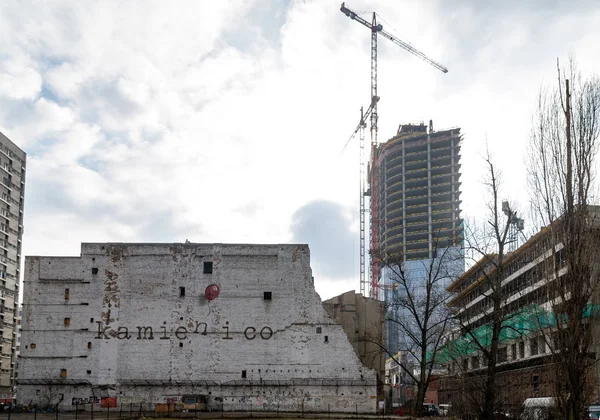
[480,318,501,420]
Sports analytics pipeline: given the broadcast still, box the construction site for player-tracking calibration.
[15,3,457,416]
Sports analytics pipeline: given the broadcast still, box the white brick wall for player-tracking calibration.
[17,243,377,413]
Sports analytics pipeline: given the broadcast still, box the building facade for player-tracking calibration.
[18,243,378,413]
[439,209,600,415]
[371,122,463,353]
[0,132,25,401]
[323,291,386,400]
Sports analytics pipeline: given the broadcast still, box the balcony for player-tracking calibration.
[0,179,10,192]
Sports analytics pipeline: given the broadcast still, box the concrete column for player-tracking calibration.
[427,133,432,259]
[402,140,406,258]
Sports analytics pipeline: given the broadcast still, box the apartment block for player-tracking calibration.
[0,132,25,401]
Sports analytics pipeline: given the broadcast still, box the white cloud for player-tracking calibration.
[0,59,41,100]
[1,0,600,301]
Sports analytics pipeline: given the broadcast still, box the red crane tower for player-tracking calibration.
[340,3,448,299]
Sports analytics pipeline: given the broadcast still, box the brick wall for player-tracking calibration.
[17,243,377,413]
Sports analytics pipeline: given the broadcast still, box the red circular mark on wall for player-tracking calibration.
[205,284,220,301]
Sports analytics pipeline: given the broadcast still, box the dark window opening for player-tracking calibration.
[316,327,322,334]
[30,343,36,349]
[498,347,508,363]
[92,267,99,275]
[87,342,92,349]
[179,287,185,297]
[264,291,272,301]
[60,369,67,378]
[530,338,538,356]
[64,288,70,300]
[241,370,247,379]
[511,343,517,360]
[204,262,213,274]
[64,318,70,327]
[532,375,540,393]
[86,370,91,375]
[179,342,183,348]
[90,318,94,323]
[324,336,329,343]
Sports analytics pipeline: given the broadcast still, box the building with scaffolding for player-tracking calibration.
[438,207,600,415]
[17,243,379,413]
[369,122,463,353]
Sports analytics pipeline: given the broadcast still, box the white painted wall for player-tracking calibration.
[17,243,377,413]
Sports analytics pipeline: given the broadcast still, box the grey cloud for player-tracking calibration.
[290,200,355,280]
[77,78,143,125]
[222,0,292,50]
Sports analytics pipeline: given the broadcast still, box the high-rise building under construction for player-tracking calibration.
[370,121,463,353]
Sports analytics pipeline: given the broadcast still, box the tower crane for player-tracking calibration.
[345,96,379,297]
[340,2,448,299]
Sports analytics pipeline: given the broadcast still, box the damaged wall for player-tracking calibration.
[17,243,377,413]
[323,291,386,400]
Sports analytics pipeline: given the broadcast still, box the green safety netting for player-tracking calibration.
[432,303,600,364]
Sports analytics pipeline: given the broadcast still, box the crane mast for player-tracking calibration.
[340,2,448,299]
[347,98,379,296]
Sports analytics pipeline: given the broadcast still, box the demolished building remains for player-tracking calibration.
[17,243,378,413]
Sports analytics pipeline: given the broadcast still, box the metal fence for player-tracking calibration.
[0,404,404,420]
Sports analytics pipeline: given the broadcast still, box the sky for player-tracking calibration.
[1,0,599,301]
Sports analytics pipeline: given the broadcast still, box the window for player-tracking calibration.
[316,327,322,334]
[264,291,272,301]
[87,342,92,349]
[519,341,525,358]
[463,359,469,371]
[532,374,540,393]
[530,338,538,356]
[511,343,517,360]
[179,342,183,348]
[30,343,36,349]
[241,370,247,379]
[90,318,94,323]
[86,370,91,375]
[64,288,70,300]
[471,356,480,369]
[64,318,70,327]
[92,267,98,275]
[539,337,546,354]
[498,347,508,363]
[60,369,67,378]
[324,336,329,343]
[179,287,185,297]
[203,262,213,274]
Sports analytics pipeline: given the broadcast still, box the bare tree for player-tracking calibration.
[443,152,525,420]
[376,233,462,417]
[527,59,600,420]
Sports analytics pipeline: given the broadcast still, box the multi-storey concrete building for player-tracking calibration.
[18,243,379,413]
[439,208,600,414]
[371,122,463,353]
[0,132,25,401]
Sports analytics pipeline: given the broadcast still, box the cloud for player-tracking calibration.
[0,0,599,301]
[290,200,355,281]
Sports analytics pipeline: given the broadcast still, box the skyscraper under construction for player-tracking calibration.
[370,121,463,353]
